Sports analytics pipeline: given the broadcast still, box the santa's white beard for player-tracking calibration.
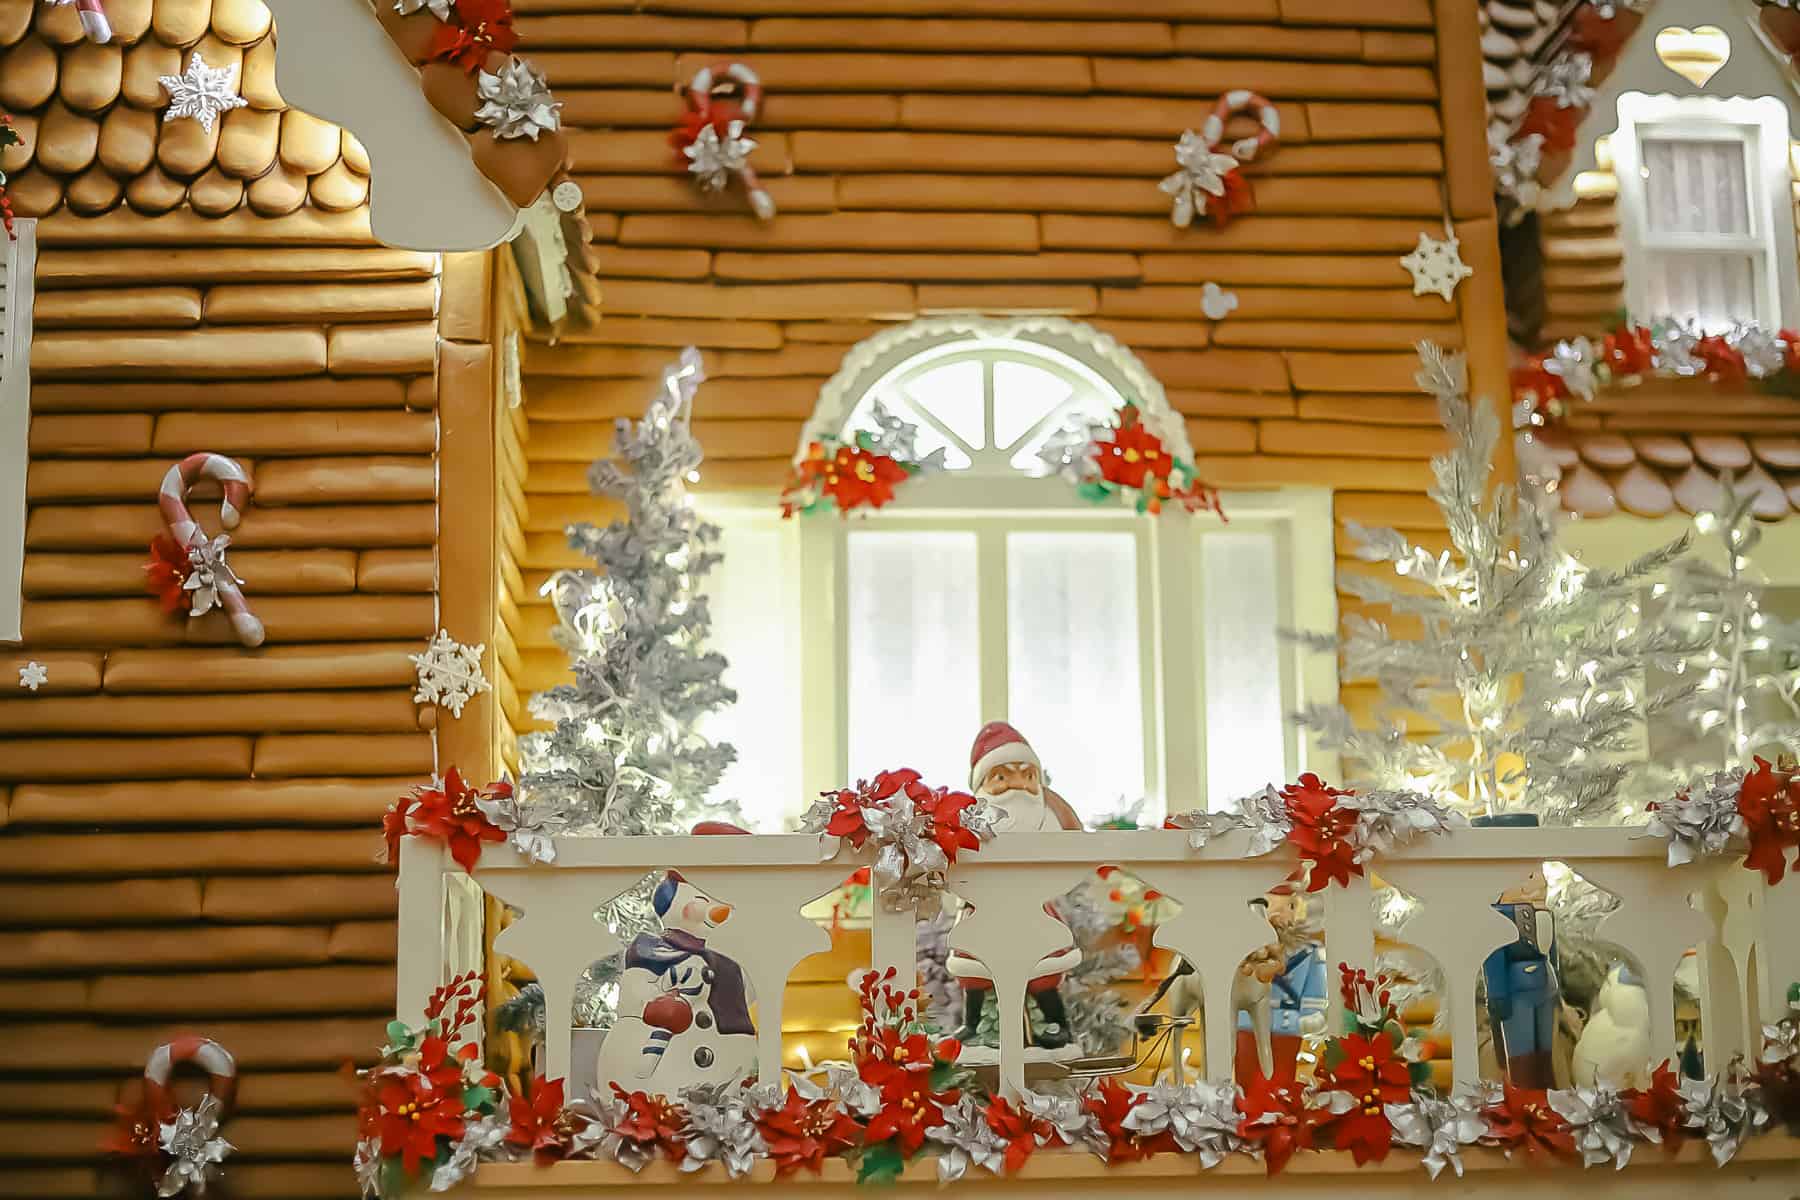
[982,787,1051,833]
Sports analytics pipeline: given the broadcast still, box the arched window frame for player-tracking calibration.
[696,319,1341,825]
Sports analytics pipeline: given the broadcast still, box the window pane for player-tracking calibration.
[1642,136,1750,236]
[847,531,981,788]
[1201,531,1288,808]
[697,517,802,830]
[907,360,985,450]
[1006,532,1145,820]
[992,360,1073,450]
[1643,251,1757,330]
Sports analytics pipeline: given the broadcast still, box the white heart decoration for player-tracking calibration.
[1201,282,1240,321]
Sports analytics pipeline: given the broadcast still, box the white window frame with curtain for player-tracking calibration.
[1611,92,1800,332]
[696,318,1338,830]
[0,219,36,643]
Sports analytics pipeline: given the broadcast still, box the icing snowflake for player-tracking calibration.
[17,661,47,691]
[410,629,492,718]
[159,54,248,134]
[1401,232,1474,302]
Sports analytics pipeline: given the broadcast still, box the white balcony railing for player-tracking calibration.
[396,826,1800,1101]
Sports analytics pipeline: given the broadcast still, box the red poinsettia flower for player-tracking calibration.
[506,1076,577,1164]
[1623,1060,1686,1153]
[1083,1076,1175,1164]
[608,1085,686,1163]
[416,1034,478,1093]
[1566,1,1638,60]
[917,787,983,864]
[864,1072,952,1157]
[382,790,419,867]
[820,445,910,512]
[103,1087,174,1168]
[1281,773,1361,891]
[983,1094,1052,1173]
[1754,1060,1800,1134]
[757,1088,862,1176]
[1738,758,1800,885]
[374,1071,467,1174]
[1517,94,1580,153]
[1479,1083,1575,1163]
[1512,360,1569,420]
[1315,1030,1409,1165]
[1604,324,1656,378]
[143,533,193,614]
[408,769,508,873]
[429,0,519,73]
[1237,1072,1313,1176]
[857,1025,935,1095]
[1694,335,1749,386]
[1094,406,1173,491]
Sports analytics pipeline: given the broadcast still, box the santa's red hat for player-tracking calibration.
[970,720,1038,791]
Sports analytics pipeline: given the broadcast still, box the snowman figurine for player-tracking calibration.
[596,870,758,1094]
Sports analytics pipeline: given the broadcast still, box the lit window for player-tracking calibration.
[0,220,36,643]
[699,319,1338,828]
[1612,94,1800,331]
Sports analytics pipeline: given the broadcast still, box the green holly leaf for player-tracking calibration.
[857,1140,906,1185]
[462,1084,496,1113]
[379,1155,410,1196]
[1320,1038,1346,1074]
[1076,481,1113,505]
[1409,1060,1434,1088]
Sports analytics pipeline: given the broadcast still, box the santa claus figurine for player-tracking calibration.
[950,722,1085,1050]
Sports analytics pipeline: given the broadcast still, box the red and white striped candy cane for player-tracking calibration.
[158,452,264,648]
[1202,89,1281,162]
[63,0,113,43]
[685,61,775,221]
[144,1036,238,1116]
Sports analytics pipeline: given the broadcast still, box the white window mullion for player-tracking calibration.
[0,220,37,644]
[976,524,1010,728]
[800,516,847,796]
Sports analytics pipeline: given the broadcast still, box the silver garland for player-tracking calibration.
[156,1095,233,1197]
[393,0,455,17]
[1534,52,1596,108]
[1166,784,1288,854]
[677,1080,770,1178]
[183,534,240,619]
[1386,1089,1485,1180]
[1159,130,1241,229]
[684,121,757,193]
[1491,129,1544,216]
[475,59,562,142]
[926,1094,1010,1183]
[1340,788,1464,863]
[1642,768,1747,867]
[853,400,947,474]
[798,784,997,911]
[1120,1080,1246,1167]
[476,783,567,865]
[1679,1072,1767,1166]
[1549,1085,1635,1169]
[353,1136,383,1199]
[429,1113,511,1193]
[1020,1090,1096,1152]
[1762,1018,1800,1067]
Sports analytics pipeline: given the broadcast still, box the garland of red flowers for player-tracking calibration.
[383,768,512,873]
[797,767,996,909]
[1514,320,1800,428]
[1645,757,1800,885]
[1057,404,1226,517]
[0,114,20,239]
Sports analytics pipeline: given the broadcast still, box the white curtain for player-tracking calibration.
[1006,532,1145,819]
[1200,531,1288,808]
[697,514,803,830]
[846,531,981,788]
[1641,135,1758,327]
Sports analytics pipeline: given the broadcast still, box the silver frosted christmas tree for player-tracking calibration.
[1654,477,1800,773]
[1293,342,1695,823]
[521,347,739,844]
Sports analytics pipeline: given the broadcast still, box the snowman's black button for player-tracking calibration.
[696,1012,713,1030]
[694,1046,715,1068]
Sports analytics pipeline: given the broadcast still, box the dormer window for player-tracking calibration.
[1612,93,1800,331]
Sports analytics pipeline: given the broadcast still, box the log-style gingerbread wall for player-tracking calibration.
[0,212,446,1198]
[504,0,1509,752]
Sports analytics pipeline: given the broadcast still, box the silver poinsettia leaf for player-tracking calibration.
[684,120,756,192]
[927,1094,1009,1182]
[1160,130,1239,228]
[1387,1089,1485,1180]
[1549,1085,1634,1169]
[156,1095,233,1197]
[1123,1080,1245,1167]
[1643,768,1746,868]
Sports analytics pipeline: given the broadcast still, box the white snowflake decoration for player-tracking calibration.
[17,661,47,691]
[1160,130,1241,229]
[410,629,492,719]
[159,54,248,134]
[1401,232,1474,302]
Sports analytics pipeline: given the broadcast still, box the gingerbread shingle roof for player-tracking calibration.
[0,0,376,219]
[1529,386,1800,519]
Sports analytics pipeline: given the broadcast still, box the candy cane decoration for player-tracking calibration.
[45,0,113,43]
[1161,90,1281,229]
[158,453,265,648]
[144,1036,238,1116]
[1202,89,1281,161]
[676,61,775,221]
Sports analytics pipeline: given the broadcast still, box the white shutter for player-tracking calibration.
[0,219,36,642]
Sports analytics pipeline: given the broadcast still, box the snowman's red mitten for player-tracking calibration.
[643,993,694,1034]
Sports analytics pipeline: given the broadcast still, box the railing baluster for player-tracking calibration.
[395,837,448,1023]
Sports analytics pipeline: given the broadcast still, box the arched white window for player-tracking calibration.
[698,319,1337,830]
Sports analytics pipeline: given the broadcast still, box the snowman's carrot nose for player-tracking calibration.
[708,903,732,925]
